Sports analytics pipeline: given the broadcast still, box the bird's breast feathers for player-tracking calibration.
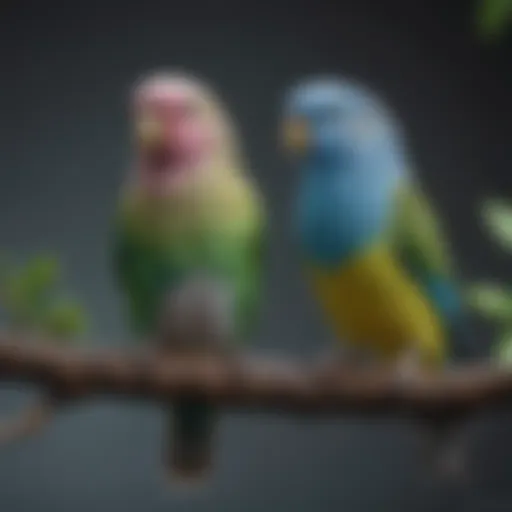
[296,170,395,266]
[119,172,260,244]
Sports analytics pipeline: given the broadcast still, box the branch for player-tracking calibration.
[0,334,511,422]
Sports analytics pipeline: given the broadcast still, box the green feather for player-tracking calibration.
[388,182,472,358]
[389,183,455,279]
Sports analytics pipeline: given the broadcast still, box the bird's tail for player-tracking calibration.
[166,399,217,483]
[423,276,480,362]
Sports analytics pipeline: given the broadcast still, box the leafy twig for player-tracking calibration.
[476,0,512,40]
[468,200,512,363]
[0,252,88,441]
[0,254,87,341]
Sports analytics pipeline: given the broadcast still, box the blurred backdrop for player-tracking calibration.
[0,0,511,511]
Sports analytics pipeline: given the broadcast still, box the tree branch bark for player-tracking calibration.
[0,333,511,421]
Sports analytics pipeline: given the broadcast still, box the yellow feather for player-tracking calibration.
[307,243,446,366]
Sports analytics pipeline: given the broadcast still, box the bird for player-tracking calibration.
[112,70,266,483]
[281,76,476,479]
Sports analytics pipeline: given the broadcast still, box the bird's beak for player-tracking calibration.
[281,117,309,154]
[136,116,164,149]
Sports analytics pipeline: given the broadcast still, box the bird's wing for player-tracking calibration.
[390,182,454,276]
[389,181,464,329]
[112,219,150,334]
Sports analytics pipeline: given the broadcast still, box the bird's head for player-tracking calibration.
[130,71,240,194]
[281,77,402,170]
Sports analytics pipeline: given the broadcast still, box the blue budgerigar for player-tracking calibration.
[281,76,477,478]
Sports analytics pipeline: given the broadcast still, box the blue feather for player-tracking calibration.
[409,269,475,360]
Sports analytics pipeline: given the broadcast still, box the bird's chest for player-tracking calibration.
[125,195,242,292]
[296,171,393,266]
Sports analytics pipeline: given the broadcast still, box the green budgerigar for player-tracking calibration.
[112,71,265,481]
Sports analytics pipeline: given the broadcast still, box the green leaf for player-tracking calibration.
[481,199,512,252]
[40,299,87,340]
[0,254,61,330]
[476,0,512,39]
[20,254,60,293]
[2,270,34,326]
[492,328,512,364]
[0,253,91,341]
[466,283,512,321]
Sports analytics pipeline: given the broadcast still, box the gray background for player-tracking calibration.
[0,0,511,511]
